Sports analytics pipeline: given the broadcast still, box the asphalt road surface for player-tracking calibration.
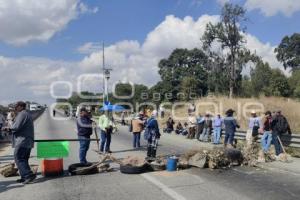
[1,110,300,200]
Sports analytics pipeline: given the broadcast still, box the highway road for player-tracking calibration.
[1,110,300,200]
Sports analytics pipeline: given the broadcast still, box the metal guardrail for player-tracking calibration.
[233,131,300,148]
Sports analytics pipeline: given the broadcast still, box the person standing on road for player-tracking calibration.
[261,111,273,153]
[98,111,115,153]
[77,108,93,164]
[212,113,223,144]
[7,108,15,128]
[121,111,126,126]
[8,101,36,184]
[187,113,197,139]
[223,109,239,148]
[195,114,204,140]
[0,112,5,139]
[246,110,262,147]
[199,112,212,142]
[271,110,291,156]
[131,113,144,148]
[146,110,160,160]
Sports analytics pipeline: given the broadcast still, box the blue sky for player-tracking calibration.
[0,0,300,104]
[0,0,299,61]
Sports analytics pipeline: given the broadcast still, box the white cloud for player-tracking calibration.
[0,14,286,105]
[245,0,300,17]
[217,0,230,5]
[0,0,97,46]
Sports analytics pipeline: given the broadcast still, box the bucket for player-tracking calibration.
[166,156,178,172]
[41,158,64,177]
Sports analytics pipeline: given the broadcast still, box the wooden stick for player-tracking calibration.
[277,136,287,154]
[73,155,109,173]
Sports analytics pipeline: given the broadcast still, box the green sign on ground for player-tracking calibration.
[37,141,69,158]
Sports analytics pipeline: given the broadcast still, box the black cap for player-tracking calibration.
[80,107,87,112]
[265,111,272,115]
[15,101,26,109]
[226,109,235,114]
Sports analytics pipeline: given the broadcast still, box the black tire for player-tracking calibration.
[68,163,99,176]
[119,164,148,174]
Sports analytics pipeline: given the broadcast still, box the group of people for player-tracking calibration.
[163,109,239,147]
[162,108,291,156]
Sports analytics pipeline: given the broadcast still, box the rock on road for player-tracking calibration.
[1,110,300,200]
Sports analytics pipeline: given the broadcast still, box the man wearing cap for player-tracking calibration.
[77,108,93,164]
[271,110,292,156]
[9,101,36,184]
[131,112,144,148]
[246,110,262,147]
[98,111,115,153]
[223,109,240,148]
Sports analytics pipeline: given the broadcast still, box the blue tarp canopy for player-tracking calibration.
[99,104,125,112]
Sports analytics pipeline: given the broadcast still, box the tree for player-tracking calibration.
[158,48,209,101]
[275,33,300,72]
[180,77,199,101]
[288,70,300,97]
[250,61,272,96]
[239,75,253,98]
[202,3,257,98]
[265,69,291,97]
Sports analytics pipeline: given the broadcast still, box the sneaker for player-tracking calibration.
[106,150,112,154]
[23,175,36,184]
[16,178,25,183]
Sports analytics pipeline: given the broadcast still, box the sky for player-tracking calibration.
[0,0,300,105]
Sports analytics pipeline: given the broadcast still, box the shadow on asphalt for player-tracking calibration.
[112,146,147,154]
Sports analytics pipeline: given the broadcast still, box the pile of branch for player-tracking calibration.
[0,163,38,177]
[179,147,243,169]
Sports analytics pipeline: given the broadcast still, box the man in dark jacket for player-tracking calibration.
[9,101,36,184]
[77,108,93,164]
[271,110,291,156]
[223,109,240,148]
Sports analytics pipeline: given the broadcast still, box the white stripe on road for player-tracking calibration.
[141,173,187,200]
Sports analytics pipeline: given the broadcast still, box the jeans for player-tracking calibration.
[78,136,90,164]
[200,127,210,142]
[224,131,235,145]
[100,130,111,152]
[213,127,221,144]
[133,132,141,148]
[261,131,272,152]
[14,146,33,179]
[272,132,283,156]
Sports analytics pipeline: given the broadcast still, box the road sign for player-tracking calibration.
[37,141,69,158]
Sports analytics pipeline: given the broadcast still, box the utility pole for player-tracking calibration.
[102,42,112,105]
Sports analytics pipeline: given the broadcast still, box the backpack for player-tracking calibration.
[276,116,288,133]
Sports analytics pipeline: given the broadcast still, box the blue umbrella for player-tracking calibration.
[99,104,125,112]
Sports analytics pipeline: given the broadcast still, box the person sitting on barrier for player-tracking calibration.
[223,109,240,148]
[175,122,184,135]
[163,117,175,134]
[77,107,93,165]
[261,111,273,153]
[4,101,36,184]
[98,111,115,154]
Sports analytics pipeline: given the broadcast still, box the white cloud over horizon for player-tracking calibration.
[244,0,300,17]
[0,0,98,46]
[0,14,286,105]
